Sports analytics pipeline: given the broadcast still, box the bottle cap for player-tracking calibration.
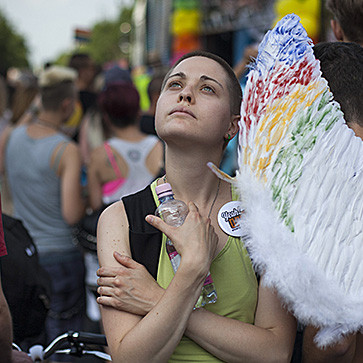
[155,183,173,198]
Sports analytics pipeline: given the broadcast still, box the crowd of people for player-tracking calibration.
[0,52,166,362]
[0,0,362,362]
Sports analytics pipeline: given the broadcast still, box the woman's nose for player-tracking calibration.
[178,87,194,104]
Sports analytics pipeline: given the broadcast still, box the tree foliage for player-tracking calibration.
[0,10,29,75]
[86,5,134,65]
[86,20,123,64]
[54,5,134,67]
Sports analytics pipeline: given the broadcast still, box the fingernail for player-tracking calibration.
[145,215,154,223]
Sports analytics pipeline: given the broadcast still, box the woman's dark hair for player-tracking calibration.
[98,82,140,128]
[162,50,242,115]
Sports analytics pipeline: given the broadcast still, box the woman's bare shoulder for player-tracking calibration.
[97,200,131,265]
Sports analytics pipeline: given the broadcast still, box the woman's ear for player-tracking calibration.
[226,114,240,140]
[223,114,240,149]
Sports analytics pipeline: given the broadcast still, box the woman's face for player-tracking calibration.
[155,56,233,148]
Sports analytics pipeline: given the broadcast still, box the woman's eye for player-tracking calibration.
[168,81,182,89]
[202,85,215,93]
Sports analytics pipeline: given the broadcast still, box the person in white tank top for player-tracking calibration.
[85,81,163,322]
[87,81,164,211]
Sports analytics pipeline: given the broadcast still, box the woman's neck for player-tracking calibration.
[163,145,224,206]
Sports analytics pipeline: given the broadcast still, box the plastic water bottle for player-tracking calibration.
[155,182,217,308]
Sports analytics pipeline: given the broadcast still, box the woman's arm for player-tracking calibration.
[97,201,218,362]
[184,280,296,363]
[98,219,297,363]
[98,261,296,363]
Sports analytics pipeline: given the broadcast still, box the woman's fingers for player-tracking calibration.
[97,253,141,278]
[97,285,114,297]
[145,214,170,233]
[113,252,140,269]
[97,267,117,277]
[96,295,117,308]
[97,276,118,287]
[145,201,201,233]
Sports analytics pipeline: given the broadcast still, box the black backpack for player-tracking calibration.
[1,214,51,344]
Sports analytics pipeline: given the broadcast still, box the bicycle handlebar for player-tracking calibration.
[70,331,108,346]
[23,331,109,361]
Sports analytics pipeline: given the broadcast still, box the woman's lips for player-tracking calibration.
[169,106,196,118]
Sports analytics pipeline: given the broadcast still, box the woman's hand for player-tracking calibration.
[97,202,219,315]
[146,202,219,280]
[96,252,164,315]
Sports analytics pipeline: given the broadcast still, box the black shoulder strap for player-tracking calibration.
[122,185,162,279]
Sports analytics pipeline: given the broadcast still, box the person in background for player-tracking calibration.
[7,70,39,126]
[139,74,165,137]
[68,53,97,114]
[0,268,12,363]
[233,43,259,81]
[326,0,363,46]
[0,70,39,216]
[302,41,363,363]
[4,65,86,363]
[67,53,97,141]
[96,50,296,362]
[87,81,164,211]
[83,80,163,325]
[0,75,11,135]
[78,64,133,167]
[0,194,32,363]
[0,193,13,363]
[0,75,13,216]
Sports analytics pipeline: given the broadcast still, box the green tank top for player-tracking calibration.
[151,180,258,362]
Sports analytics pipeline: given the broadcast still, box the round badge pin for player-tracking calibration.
[217,201,244,237]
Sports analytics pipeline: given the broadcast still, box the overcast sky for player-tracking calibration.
[0,0,132,68]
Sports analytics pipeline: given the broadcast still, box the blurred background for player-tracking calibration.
[0,0,335,83]
[0,0,337,195]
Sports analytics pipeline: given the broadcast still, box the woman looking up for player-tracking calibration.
[96,51,296,362]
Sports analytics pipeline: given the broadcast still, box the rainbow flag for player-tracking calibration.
[74,28,92,43]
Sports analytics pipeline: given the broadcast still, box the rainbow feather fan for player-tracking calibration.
[210,14,363,346]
